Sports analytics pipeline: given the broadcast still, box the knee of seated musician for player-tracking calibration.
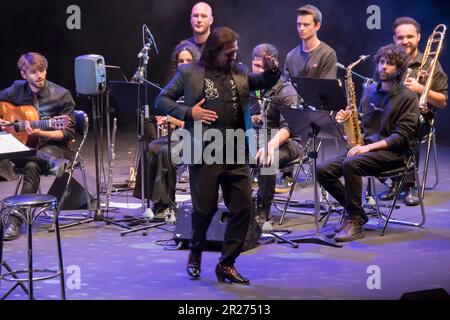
[342,156,364,174]
[23,160,41,175]
[39,144,66,159]
[148,141,168,157]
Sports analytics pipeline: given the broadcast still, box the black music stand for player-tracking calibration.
[291,77,346,111]
[279,107,343,247]
[278,78,346,217]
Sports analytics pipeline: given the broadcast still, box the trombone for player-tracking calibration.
[416,24,447,116]
[414,24,447,199]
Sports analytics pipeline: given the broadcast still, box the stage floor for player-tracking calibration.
[1,132,450,300]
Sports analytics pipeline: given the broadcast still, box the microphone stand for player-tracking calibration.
[336,63,374,88]
[120,44,167,236]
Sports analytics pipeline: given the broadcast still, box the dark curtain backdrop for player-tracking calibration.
[1,0,449,142]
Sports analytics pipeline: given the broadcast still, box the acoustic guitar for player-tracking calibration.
[0,101,69,147]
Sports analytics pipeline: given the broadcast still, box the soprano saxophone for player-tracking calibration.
[337,55,370,148]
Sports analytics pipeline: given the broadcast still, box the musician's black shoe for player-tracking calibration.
[379,179,400,201]
[215,264,250,285]
[186,252,202,280]
[405,186,420,206]
[4,216,22,241]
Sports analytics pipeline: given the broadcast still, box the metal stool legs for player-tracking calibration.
[0,195,66,300]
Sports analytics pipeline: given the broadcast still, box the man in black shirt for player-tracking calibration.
[184,2,213,53]
[156,27,280,284]
[250,43,301,223]
[0,52,75,240]
[316,44,419,242]
[381,17,448,205]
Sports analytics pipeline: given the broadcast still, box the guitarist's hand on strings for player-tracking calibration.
[0,122,16,134]
[23,120,36,136]
[23,120,64,141]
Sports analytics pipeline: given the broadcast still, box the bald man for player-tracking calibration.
[185,2,214,52]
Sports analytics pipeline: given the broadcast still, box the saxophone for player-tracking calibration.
[337,55,370,149]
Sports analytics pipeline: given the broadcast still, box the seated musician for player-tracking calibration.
[316,44,419,242]
[0,52,75,241]
[250,43,302,223]
[133,41,199,217]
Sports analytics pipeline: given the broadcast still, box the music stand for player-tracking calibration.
[0,133,36,161]
[292,77,346,111]
[279,107,343,247]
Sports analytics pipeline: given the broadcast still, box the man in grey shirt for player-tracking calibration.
[284,4,337,80]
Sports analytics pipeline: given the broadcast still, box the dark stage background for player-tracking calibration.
[1,0,449,142]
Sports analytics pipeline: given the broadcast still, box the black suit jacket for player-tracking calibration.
[155,63,280,163]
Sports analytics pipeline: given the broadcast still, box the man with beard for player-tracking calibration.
[0,52,75,240]
[184,2,214,53]
[156,27,280,284]
[316,44,419,242]
[380,17,448,206]
[250,43,301,223]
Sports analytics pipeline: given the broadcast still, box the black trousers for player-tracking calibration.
[188,163,252,266]
[133,136,178,207]
[257,139,302,209]
[316,150,405,221]
[13,145,67,194]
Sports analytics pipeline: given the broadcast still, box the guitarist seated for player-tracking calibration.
[0,52,75,241]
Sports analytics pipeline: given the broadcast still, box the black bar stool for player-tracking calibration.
[0,194,65,300]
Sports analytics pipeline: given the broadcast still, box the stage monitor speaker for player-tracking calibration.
[74,54,107,95]
[173,204,261,252]
[400,288,450,300]
[47,170,94,210]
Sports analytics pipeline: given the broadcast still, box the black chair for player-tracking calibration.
[367,123,427,236]
[47,110,92,229]
[420,118,439,199]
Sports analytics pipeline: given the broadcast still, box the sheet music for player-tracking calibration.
[0,132,32,154]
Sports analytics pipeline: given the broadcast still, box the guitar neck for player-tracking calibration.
[15,119,56,131]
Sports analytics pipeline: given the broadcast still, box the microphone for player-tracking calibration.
[137,43,151,58]
[336,62,347,70]
[143,24,159,55]
[336,61,374,84]
[359,54,371,62]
